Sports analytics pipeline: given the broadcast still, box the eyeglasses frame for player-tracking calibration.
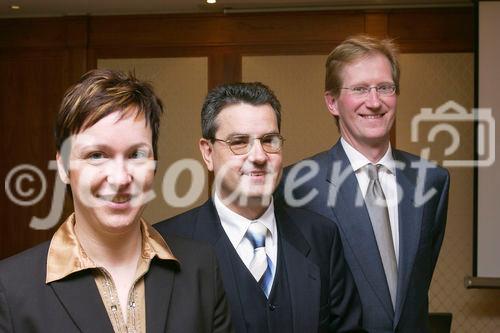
[212,133,285,155]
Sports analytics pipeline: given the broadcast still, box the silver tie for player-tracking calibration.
[365,163,398,309]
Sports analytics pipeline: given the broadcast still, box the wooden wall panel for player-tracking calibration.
[388,8,474,52]
[364,12,389,38]
[209,50,242,88]
[0,17,87,49]
[0,17,88,259]
[88,12,364,48]
[0,54,71,258]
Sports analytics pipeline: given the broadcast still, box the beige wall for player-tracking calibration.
[243,53,500,332]
[98,57,209,223]
[243,55,340,166]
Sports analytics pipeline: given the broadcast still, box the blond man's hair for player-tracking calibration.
[325,34,400,97]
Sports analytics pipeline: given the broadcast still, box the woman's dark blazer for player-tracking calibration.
[0,235,234,333]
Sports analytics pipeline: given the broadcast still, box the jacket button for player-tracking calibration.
[268,304,276,311]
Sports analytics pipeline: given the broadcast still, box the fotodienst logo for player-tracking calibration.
[411,100,495,167]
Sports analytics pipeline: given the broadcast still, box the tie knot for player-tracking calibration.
[365,163,381,181]
[246,222,267,249]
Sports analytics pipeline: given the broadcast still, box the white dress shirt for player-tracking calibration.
[213,193,278,277]
[341,138,400,263]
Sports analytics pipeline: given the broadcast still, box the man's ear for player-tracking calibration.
[324,91,339,117]
[199,138,214,172]
[56,152,70,184]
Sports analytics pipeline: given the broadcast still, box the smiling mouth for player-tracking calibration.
[245,171,267,177]
[97,194,133,203]
[360,114,385,119]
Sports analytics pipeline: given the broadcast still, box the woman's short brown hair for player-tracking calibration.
[55,69,164,159]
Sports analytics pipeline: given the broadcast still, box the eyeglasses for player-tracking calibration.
[341,84,397,97]
[213,133,284,155]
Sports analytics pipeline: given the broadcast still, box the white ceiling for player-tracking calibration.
[0,0,472,18]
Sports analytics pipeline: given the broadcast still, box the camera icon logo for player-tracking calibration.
[411,100,495,167]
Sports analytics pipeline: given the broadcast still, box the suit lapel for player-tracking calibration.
[326,142,395,318]
[276,205,320,333]
[393,151,423,327]
[193,200,249,333]
[144,260,177,333]
[50,271,114,332]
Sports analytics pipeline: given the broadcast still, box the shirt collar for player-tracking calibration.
[340,137,395,174]
[377,145,396,174]
[213,192,276,249]
[46,213,177,284]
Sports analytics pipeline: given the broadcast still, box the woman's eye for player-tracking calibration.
[131,150,148,159]
[87,152,105,160]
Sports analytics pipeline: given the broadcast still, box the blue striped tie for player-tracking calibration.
[246,222,273,297]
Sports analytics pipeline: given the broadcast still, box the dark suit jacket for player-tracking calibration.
[0,235,233,333]
[155,199,363,333]
[278,141,450,333]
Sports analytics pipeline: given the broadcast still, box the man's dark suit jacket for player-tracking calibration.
[0,235,233,333]
[155,199,363,333]
[279,141,450,333]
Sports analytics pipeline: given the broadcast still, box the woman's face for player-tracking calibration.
[57,110,155,235]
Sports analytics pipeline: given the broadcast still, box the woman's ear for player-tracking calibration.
[56,152,70,184]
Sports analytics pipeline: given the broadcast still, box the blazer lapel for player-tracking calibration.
[144,260,177,333]
[276,205,320,333]
[326,142,395,318]
[392,151,423,327]
[50,271,114,332]
[193,200,249,333]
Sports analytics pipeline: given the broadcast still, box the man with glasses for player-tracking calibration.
[156,82,363,333]
[280,35,450,332]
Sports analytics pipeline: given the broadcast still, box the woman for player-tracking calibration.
[0,69,233,333]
